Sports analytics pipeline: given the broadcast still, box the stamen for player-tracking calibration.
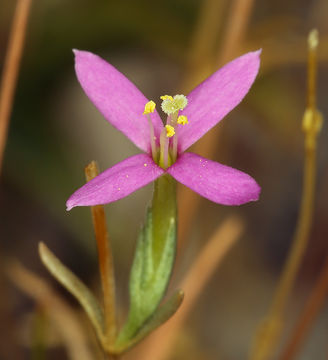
[143,100,156,114]
[169,113,178,126]
[145,95,188,168]
[159,128,170,169]
[172,126,178,162]
[165,125,175,137]
[160,95,173,101]
[143,100,157,160]
[177,115,188,125]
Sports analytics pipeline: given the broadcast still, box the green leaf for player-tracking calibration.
[38,242,105,344]
[115,290,184,353]
[116,175,177,345]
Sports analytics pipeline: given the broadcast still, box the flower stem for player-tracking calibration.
[0,0,33,173]
[85,161,117,347]
[249,29,322,360]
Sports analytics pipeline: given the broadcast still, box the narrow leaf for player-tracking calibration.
[115,290,184,353]
[39,242,105,342]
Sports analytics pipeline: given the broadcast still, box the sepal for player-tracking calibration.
[116,175,177,345]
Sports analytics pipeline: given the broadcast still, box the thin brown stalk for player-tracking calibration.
[0,0,33,172]
[306,30,318,110]
[177,0,255,254]
[218,0,255,66]
[249,29,322,360]
[180,0,227,93]
[193,0,255,161]
[31,305,46,360]
[133,216,244,360]
[85,161,117,349]
[240,35,328,72]
[7,260,93,360]
[178,0,226,250]
[280,255,328,360]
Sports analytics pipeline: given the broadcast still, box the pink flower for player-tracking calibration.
[66,50,261,210]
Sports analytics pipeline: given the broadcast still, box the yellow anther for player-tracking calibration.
[160,95,173,101]
[143,100,156,115]
[165,125,175,137]
[177,115,188,125]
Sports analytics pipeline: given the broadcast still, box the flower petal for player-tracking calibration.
[178,50,261,152]
[66,154,164,210]
[167,153,260,205]
[73,50,163,153]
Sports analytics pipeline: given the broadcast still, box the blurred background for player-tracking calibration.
[0,0,328,359]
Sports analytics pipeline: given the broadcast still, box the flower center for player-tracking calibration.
[143,95,188,169]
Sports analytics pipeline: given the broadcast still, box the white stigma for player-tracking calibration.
[173,94,188,110]
[161,94,188,115]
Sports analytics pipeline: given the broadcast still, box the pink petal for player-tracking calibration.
[178,50,261,152]
[73,50,163,153]
[66,154,164,210]
[167,153,260,205]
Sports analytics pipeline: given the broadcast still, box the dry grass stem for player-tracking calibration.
[218,0,255,65]
[85,161,117,346]
[178,0,255,254]
[134,216,244,360]
[249,29,322,360]
[279,255,328,360]
[0,0,33,172]
[31,305,47,359]
[7,260,93,360]
[194,0,255,161]
[181,0,227,93]
[241,35,328,72]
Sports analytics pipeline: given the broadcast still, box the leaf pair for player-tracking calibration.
[39,175,183,355]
